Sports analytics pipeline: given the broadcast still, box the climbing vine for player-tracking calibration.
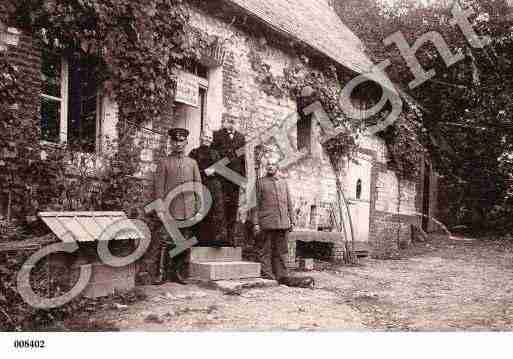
[381,113,427,180]
[248,45,360,149]
[8,0,194,125]
[0,0,227,224]
[248,43,425,180]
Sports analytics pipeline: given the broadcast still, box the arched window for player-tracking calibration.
[356,179,362,200]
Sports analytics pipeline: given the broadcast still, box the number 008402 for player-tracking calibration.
[13,339,46,349]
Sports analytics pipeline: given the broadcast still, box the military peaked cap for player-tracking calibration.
[168,127,189,141]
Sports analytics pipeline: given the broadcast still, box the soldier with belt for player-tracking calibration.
[154,127,202,284]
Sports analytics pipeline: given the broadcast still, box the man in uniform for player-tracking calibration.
[252,157,314,288]
[154,127,202,284]
[212,117,246,245]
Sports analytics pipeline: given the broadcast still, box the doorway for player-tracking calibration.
[174,87,207,155]
[344,156,372,245]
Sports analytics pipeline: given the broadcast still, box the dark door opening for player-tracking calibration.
[296,241,333,262]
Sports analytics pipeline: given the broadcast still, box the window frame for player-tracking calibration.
[199,78,208,135]
[40,55,103,153]
[40,57,69,146]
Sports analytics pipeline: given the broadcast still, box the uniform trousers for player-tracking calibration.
[258,229,290,281]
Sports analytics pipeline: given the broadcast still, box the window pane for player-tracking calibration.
[297,114,312,151]
[41,97,61,142]
[41,47,62,98]
[68,55,98,153]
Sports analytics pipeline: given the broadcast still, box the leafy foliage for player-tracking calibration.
[0,0,207,224]
[335,0,513,230]
[248,35,426,183]
[10,0,193,123]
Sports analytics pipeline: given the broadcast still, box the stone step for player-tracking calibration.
[188,247,242,263]
[189,261,261,281]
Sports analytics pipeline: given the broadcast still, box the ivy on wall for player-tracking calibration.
[247,43,425,180]
[381,114,427,180]
[0,0,220,225]
[248,45,359,153]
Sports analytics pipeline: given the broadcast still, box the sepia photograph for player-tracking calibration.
[0,0,513,356]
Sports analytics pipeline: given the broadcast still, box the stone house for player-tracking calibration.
[0,0,439,263]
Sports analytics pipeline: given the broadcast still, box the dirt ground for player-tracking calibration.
[76,235,513,331]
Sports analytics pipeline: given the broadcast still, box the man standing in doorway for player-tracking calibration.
[212,117,246,246]
[154,127,202,284]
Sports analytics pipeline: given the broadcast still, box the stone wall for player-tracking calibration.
[359,135,423,258]
[3,32,41,128]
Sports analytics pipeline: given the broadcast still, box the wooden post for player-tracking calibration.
[328,153,357,264]
[7,189,12,223]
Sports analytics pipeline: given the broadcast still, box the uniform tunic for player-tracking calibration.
[154,154,202,221]
[253,176,294,230]
[252,175,295,280]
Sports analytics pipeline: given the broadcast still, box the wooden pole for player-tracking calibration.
[329,155,357,264]
[338,178,357,264]
[7,189,12,223]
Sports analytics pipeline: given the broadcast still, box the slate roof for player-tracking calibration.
[225,0,395,91]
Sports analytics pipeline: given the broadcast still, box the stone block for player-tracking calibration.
[298,258,314,271]
[189,261,261,281]
[188,247,242,263]
[371,221,401,259]
[71,262,136,299]
[87,262,136,284]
